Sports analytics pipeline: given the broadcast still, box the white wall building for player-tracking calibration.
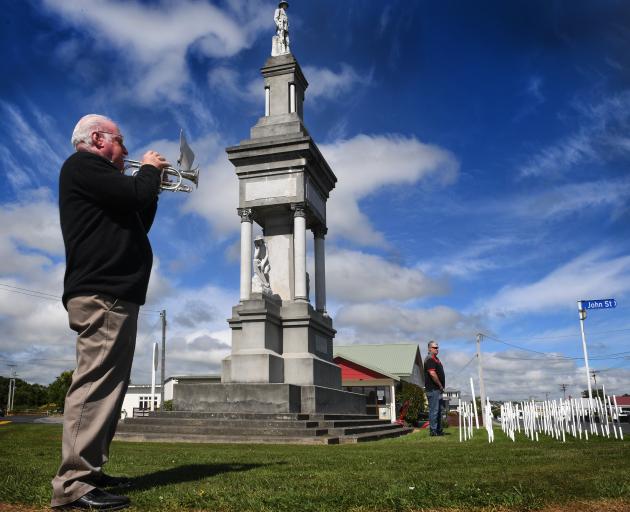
[120,375,220,418]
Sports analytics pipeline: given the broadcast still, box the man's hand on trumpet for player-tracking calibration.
[141,150,171,171]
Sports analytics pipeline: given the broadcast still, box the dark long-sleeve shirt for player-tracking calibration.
[59,151,161,307]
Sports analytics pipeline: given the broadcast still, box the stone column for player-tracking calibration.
[238,208,253,302]
[289,83,296,113]
[313,226,327,314]
[292,204,307,301]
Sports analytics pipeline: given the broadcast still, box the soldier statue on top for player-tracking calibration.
[272,1,290,56]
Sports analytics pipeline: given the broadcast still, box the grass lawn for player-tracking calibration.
[0,423,629,511]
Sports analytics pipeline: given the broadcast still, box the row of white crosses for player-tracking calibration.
[458,380,624,443]
[458,378,494,443]
[499,385,624,442]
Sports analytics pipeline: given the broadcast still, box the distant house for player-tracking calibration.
[444,388,460,411]
[121,374,220,418]
[121,384,163,419]
[615,395,630,420]
[333,343,424,422]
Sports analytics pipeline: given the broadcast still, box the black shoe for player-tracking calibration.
[86,473,132,489]
[430,431,444,436]
[55,488,130,510]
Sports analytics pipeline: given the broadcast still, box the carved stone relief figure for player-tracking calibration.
[252,235,272,295]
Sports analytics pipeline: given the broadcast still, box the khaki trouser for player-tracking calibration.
[51,295,139,507]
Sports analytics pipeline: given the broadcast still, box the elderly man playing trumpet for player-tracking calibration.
[51,114,169,510]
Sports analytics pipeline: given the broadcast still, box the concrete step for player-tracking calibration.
[115,431,341,445]
[327,423,403,436]
[319,419,391,428]
[340,426,414,444]
[125,417,321,429]
[113,411,411,445]
[147,411,311,421]
[310,414,380,421]
[118,423,330,437]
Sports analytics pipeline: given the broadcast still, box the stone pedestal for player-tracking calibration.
[281,301,339,388]
[173,383,366,415]
[223,294,284,384]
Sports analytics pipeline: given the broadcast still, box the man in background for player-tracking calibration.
[52,114,169,510]
[424,340,445,437]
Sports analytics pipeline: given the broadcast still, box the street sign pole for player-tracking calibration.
[578,298,617,408]
[577,301,593,405]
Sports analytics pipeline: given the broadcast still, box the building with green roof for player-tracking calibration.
[333,343,424,421]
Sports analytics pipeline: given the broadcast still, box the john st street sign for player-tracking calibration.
[581,299,617,310]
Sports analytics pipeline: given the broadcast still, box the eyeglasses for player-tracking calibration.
[96,131,125,146]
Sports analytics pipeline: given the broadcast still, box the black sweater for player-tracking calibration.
[59,151,161,307]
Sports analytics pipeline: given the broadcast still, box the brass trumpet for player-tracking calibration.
[123,159,199,193]
[123,129,199,193]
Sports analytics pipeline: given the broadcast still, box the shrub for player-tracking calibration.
[395,381,426,425]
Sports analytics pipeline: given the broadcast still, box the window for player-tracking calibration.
[138,395,158,410]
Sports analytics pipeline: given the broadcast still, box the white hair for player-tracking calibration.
[71,114,113,149]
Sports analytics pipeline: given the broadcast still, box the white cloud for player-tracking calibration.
[135,281,238,384]
[0,190,64,281]
[519,90,630,177]
[509,179,630,220]
[0,101,66,192]
[442,349,630,401]
[41,0,269,103]
[180,152,239,237]
[321,134,459,246]
[419,237,514,280]
[207,67,262,103]
[0,259,238,385]
[335,303,483,343]
[326,248,447,303]
[207,62,369,106]
[303,64,370,101]
[481,248,630,316]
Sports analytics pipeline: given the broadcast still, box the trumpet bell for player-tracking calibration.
[179,167,199,188]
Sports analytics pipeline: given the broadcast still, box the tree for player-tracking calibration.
[47,371,73,411]
[0,376,49,411]
[581,389,605,400]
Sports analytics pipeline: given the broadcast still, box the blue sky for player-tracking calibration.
[0,0,629,400]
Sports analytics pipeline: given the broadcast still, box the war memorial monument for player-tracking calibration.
[116,2,411,443]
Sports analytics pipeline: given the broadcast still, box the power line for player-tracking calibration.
[0,282,61,299]
[452,353,477,373]
[483,334,576,359]
[0,282,164,313]
[494,351,630,361]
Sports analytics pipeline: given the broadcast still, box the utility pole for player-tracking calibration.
[559,384,568,400]
[6,365,16,414]
[160,309,167,407]
[590,370,599,398]
[476,333,487,416]
[545,392,550,401]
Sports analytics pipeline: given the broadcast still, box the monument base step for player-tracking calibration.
[114,411,413,445]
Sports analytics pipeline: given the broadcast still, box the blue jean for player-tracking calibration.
[427,389,443,434]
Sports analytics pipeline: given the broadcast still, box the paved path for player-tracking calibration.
[0,415,63,424]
